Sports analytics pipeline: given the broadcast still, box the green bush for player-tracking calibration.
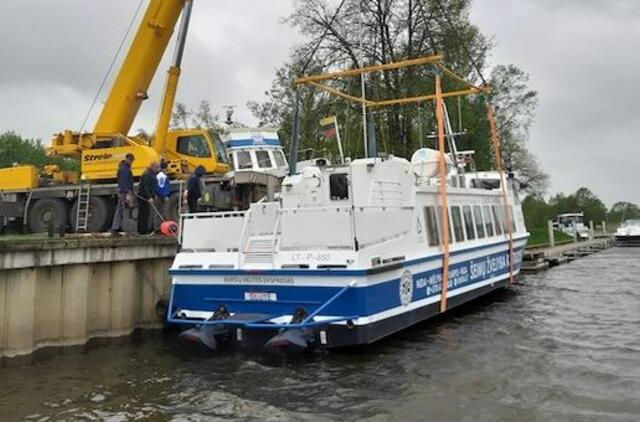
[0,131,78,171]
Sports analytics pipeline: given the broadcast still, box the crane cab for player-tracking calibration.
[163,129,230,176]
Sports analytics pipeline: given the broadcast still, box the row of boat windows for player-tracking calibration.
[423,204,515,247]
[233,149,288,170]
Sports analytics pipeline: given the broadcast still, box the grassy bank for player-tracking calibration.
[528,228,574,247]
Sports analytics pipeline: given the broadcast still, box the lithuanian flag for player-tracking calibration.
[320,116,338,140]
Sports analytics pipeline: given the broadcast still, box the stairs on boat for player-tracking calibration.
[243,235,277,266]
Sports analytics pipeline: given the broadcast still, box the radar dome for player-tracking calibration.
[411,148,454,177]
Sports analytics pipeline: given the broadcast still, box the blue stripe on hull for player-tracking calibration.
[170,246,525,320]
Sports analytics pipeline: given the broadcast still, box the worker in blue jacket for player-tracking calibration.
[153,160,172,230]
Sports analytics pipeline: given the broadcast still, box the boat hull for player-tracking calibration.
[615,235,640,247]
[168,238,527,349]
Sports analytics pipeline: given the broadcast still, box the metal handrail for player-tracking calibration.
[237,209,252,267]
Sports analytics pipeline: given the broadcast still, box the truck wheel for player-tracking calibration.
[27,198,69,233]
[70,196,112,232]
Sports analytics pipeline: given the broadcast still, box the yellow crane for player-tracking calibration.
[0,0,241,233]
[47,0,229,180]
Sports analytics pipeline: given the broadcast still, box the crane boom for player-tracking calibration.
[46,0,230,180]
[93,0,185,135]
[154,0,193,154]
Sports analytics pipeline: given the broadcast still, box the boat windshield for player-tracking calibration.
[558,215,584,226]
[622,219,640,227]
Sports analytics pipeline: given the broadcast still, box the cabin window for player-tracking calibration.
[177,135,211,158]
[473,205,486,239]
[329,173,349,200]
[236,150,252,169]
[424,206,440,247]
[463,205,476,240]
[497,205,512,234]
[274,150,287,168]
[451,206,465,242]
[256,150,272,168]
[436,205,453,244]
[483,205,495,237]
[212,133,228,163]
[492,205,503,235]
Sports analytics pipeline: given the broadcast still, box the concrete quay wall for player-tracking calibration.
[0,236,177,359]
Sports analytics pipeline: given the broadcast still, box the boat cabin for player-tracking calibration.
[222,128,289,178]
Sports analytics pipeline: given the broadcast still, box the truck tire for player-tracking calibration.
[27,198,69,233]
[69,196,113,233]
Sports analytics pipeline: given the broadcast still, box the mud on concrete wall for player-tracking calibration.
[0,237,177,359]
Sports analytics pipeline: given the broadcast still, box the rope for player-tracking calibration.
[79,0,146,132]
[486,104,514,284]
[435,74,451,313]
[134,192,179,240]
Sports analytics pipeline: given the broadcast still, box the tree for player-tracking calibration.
[608,202,640,225]
[548,187,607,225]
[521,194,554,229]
[523,187,610,229]
[171,100,228,133]
[486,65,547,194]
[0,131,78,171]
[249,0,548,191]
[251,0,491,158]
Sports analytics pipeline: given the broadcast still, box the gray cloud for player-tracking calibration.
[0,0,296,136]
[0,0,636,206]
[472,0,640,206]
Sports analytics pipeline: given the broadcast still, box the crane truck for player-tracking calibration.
[0,0,273,234]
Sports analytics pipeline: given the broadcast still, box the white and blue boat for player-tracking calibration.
[167,145,528,350]
[223,128,289,178]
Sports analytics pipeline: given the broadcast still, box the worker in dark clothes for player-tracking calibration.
[138,161,159,234]
[187,165,205,213]
[111,153,135,233]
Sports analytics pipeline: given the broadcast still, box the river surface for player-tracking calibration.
[1,248,639,421]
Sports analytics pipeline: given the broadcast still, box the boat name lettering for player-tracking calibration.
[223,276,295,285]
[469,253,515,282]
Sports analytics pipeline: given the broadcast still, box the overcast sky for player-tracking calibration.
[0,0,637,206]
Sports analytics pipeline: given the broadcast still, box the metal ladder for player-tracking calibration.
[243,235,277,265]
[75,183,91,232]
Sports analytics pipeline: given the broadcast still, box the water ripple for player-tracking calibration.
[1,248,639,421]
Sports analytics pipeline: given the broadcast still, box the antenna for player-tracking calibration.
[358,2,368,157]
[222,105,236,125]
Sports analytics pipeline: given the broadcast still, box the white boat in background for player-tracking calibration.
[615,219,640,246]
[222,128,289,178]
[555,213,591,240]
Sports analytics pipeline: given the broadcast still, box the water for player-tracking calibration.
[1,248,639,421]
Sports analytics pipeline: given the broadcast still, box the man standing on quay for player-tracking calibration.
[186,165,206,213]
[154,160,172,230]
[111,153,135,234]
[138,161,159,235]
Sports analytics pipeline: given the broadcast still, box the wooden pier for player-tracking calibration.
[522,236,614,273]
